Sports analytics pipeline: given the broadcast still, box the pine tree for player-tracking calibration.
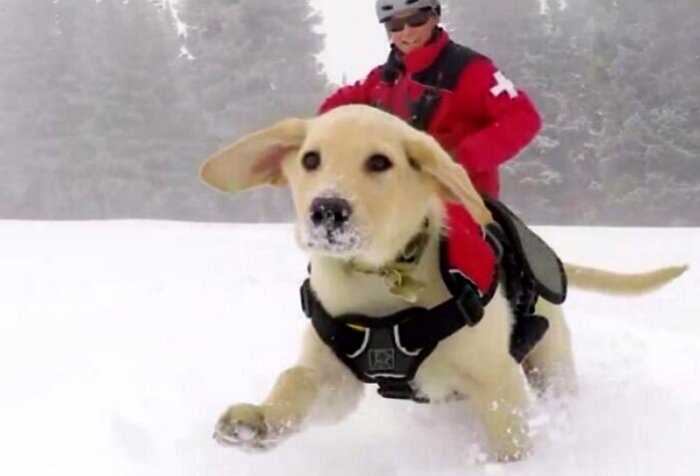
[0,0,329,221]
[442,0,700,225]
[176,0,329,221]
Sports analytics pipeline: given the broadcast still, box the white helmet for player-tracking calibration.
[375,0,441,23]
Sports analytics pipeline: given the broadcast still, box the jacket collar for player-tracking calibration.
[396,28,450,75]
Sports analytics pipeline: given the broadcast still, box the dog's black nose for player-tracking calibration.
[310,197,353,229]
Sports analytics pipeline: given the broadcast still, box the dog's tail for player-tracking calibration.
[564,263,689,295]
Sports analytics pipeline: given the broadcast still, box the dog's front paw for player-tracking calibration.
[213,403,280,452]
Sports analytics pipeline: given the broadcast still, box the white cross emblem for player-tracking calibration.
[490,71,519,99]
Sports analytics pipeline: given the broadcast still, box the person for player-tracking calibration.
[318,0,549,363]
[319,0,541,200]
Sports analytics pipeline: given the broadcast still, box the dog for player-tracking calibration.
[200,105,687,462]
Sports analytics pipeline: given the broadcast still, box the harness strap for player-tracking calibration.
[300,279,366,356]
[393,282,483,350]
[409,41,484,131]
[411,42,483,91]
[301,276,484,352]
[377,39,484,132]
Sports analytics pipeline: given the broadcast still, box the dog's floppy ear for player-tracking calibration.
[200,118,307,193]
[404,131,494,226]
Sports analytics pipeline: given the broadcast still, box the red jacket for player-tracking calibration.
[319,29,541,199]
[318,30,541,295]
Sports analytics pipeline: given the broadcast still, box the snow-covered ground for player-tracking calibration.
[0,221,698,476]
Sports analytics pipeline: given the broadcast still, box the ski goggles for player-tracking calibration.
[385,9,433,33]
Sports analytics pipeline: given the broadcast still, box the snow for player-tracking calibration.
[0,221,698,475]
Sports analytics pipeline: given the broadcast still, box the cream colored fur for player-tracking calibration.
[201,105,687,462]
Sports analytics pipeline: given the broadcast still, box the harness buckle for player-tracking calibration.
[455,282,484,326]
[484,222,506,263]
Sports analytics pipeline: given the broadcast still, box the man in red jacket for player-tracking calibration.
[319,0,548,363]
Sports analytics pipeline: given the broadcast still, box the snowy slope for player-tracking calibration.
[0,221,698,476]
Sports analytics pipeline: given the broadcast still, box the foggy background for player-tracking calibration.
[0,0,697,225]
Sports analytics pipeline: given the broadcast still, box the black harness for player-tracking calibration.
[301,239,498,402]
[299,201,568,402]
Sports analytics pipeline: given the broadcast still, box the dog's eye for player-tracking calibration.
[301,151,321,171]
[365,154,393,173]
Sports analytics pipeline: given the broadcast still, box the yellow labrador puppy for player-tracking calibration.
[201,105,686,461]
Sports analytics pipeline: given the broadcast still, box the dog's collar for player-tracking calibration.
[346,219,431,303]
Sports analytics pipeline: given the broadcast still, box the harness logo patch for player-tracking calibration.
[490,71,519,99]
[369,348,396,371]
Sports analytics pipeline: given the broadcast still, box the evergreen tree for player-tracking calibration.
[0,0,328,221]
[443,0,700,225]
[2,1,695,224]
[0,0,75,217]
[176,0,329,221]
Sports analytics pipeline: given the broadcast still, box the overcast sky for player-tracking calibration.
[308,0,389,84]
[307,1,568,84]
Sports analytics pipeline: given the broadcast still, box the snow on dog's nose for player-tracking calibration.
[305,196,362,254]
